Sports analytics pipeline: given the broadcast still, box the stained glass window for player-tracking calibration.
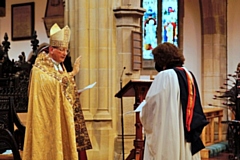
[142,0,178,60]
[142,0,158,60]
[162,0,178,46]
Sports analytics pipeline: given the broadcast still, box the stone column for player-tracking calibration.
[65,0,119,159]
[199,0,228,141]
[199,0,227,108]
[113,0,145,159]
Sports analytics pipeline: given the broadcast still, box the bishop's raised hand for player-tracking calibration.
[70,55,81,76]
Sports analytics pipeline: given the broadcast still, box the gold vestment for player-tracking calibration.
[22,53,92,160]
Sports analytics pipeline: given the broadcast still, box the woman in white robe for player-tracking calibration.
[140,42,208,160]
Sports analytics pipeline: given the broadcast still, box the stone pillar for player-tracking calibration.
[199,0,228,141]
[65,0,118,159]
[113,1,145,159]
[199,0,227,113]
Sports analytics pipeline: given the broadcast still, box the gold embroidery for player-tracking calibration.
[33,52,92,150]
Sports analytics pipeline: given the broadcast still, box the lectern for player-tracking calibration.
[115,79,152,160]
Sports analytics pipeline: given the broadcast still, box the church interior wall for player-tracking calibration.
[0,0,239,92]
[0,0,240,159]
[0,0,48,61]
[183,0,202,92]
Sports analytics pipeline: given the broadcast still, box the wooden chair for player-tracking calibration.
[0,97,25,160]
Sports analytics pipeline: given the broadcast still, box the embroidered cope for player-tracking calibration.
[22,53,92,160]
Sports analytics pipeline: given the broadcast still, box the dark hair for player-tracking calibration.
[152,42,185,69]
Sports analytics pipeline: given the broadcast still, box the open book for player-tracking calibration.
[78,82,97,93]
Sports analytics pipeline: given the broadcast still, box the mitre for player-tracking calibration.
[49,23,71,49]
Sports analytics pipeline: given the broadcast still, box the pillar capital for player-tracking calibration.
[113,6,145,28]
